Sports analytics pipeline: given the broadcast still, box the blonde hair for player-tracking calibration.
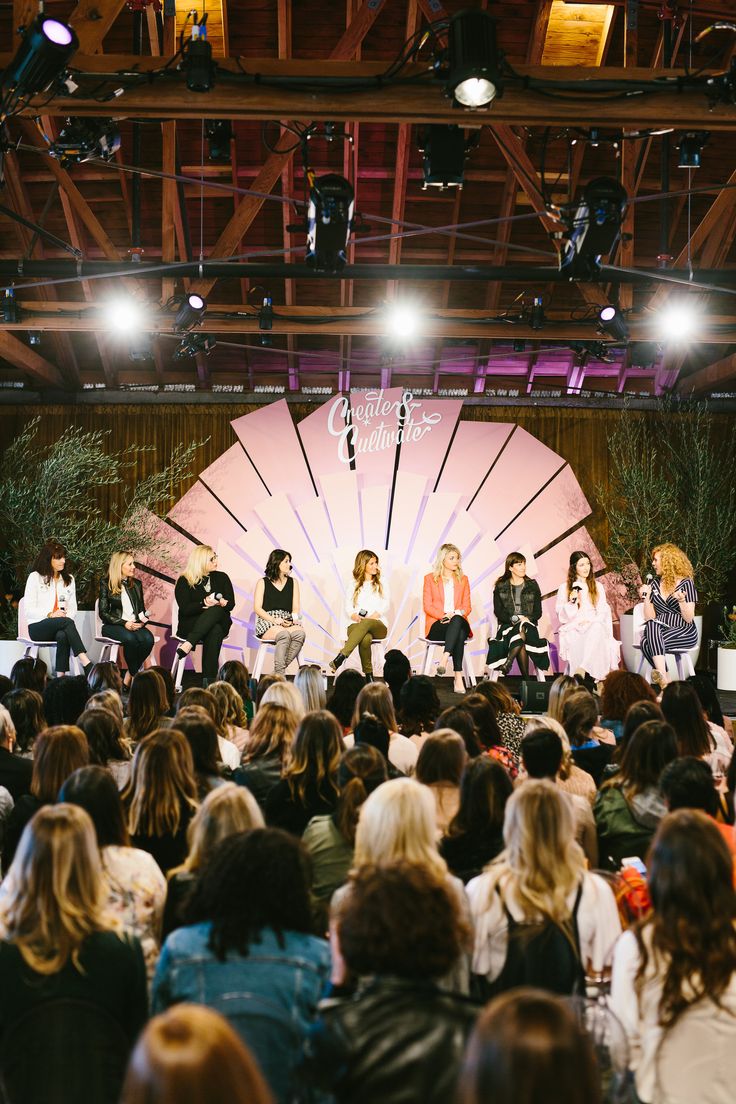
[260,680,305,720]
[547,675,578,724]
[208,681,247,730]
[0,804,114,974]
[354,777,447,881]
[107,551,134,596]
[244,703,298,762]
[86,689,125,728]
[183,545,216,587]
[123,728,199,838]
[176,783,264,875]
[352,549,383,604]
[652,543,694,592]
[524,715,574,780]
[0,703,16,748]
[432,542,463,582]
[485,779,585,928]
[351,681,398,734]
[294,666,326,713]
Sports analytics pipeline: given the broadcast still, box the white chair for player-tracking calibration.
[631,602,696,683]
[94,600,120,664]
[343,635,387,677]
[420,637,477,688]
[16,597,83,675]
[170,602,246,692]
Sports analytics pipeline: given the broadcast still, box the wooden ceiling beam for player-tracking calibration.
[278,0,298,392]
[69,0,129,53]
[0,331,64,386]
[677,350,736,395]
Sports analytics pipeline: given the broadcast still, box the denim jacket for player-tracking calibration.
[152,921,330,1104]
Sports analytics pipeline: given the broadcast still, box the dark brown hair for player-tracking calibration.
[600,670,656,722]
[415,730,466,786]
[334,744,387,846]
[660,681,714,759]
[217,659,252,705]
[560,689,598,749]
[31,725,90,802]
[127,670,168,743]
[615,720,677,798]
[283,710,342,806]
[77,707,130,765]
[32,540,71,586]
[462,693,504,750]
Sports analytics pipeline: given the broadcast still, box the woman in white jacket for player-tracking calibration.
[23,541,92,676]
[555,551,620,682]
[330,550,389,679]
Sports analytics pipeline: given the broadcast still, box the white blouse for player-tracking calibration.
[23,571,78,627]
[341,579,390,636]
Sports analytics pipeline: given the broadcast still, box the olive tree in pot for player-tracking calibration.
[596,399,736,674]
[717,607,736,692]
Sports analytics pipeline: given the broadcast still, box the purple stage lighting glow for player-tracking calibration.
[42,19,73,46]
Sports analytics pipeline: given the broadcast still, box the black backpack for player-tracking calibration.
[472,882,585,1000]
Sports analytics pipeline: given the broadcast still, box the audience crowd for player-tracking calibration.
[0,652,735,1104]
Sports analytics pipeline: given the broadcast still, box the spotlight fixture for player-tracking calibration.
[306,174,354,273]
[173,293,207,333]
[28,331,41,346]
[128,333,154,363]
[597,305,630,343]
[103,297,147,336]
[258,295,274,331]
[49,117,120,166]
[182,15,214,93]
[629,342,659,368]
[654,302,699,343]
[562,177,628,278]
[444,10,503,109]
[3,16,78,96]
[174,333,216,359]
[3,289,18,324]
[530,296,545,331]
[205,119,232,161]
[418,125,471,190]
[385,301,422,341]
[678,131,709,169]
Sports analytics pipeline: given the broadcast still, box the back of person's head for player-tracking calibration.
[354,777,446,879]
[76,707,128,766]
[208,681,247,730]
[352,682,397,734]
[172,706,221,778]
[0,675,11,702]
[186,828,313,957]
[335,862,467,981]
[462,693,503,750]
[353,715,390,760]
[86,689,124,727]
[245,702,298,763]
[643,810,736,1027]
[334,744,387,846]
[31,724,89,802]
[618,720,677,795]
[435,706,481,757]
[659,757,718,816]
[687,673,725,728]
[398,675,440,735]
[523,716,573,778]
[325,669,365,729]
[181,782,264,873]
[472,679,521,718]
[284,710,342,803]
[177,686,218,720]
[618,699,664,759]
[120,1004,272,1104]
[600,669,656,721]
[660,681,713,758]
[59,765,129,847]
[521,728,563,780]
[415,729,466,786]
[0,703,16,750]
[217,659,252,706]
[10,656,47,693]
[294,666,326,713]
[43,675,90,727]
[560,689,598,748]
[254,673,285,711]
[448,756,513,839]
[547,675,578,723]
[128,670,168,741]
[457,988,601,1104]
[149,666,176,713]
[124,727,197,838]
[86,661,123,696]
[382,649,411,707]
[2,688,45,754]
[0,803,106,974]
[259,680,305,720]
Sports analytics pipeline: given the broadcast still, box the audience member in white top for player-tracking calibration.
[23,540,92,675]
[330,550,389,677]
[610,809,736,1104]
[555,550,620,682]
[345,682,418,774]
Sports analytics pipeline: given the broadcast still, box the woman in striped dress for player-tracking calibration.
[639,543,697,689]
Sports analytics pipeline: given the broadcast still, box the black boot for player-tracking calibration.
[329,653,346,673]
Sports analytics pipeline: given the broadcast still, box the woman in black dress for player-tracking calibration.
[253,549,306,675]
[99,551,155,688]
[174,545,235,686]
[486,552,550,678]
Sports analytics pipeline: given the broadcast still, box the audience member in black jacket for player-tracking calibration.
[439,757,512,883]
[265,711,342,836]
[0,709,33,801]
[173,545,235,684]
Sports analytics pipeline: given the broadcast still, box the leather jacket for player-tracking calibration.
[99,577,146,626]
[493,577,543,628]
[306,977,479,1104]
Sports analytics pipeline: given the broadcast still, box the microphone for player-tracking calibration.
[214,592,223,601]
[139,608,150,624]
[571,581,583,591]
[645,573,653,585]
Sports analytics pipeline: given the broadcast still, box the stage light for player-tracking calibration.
[385,302,422,340]
[128,334,154,363]
[306,174,355,273]
[3,17,79,96]
[598,305,630,342]
[629,342,659,367]
[530,296,545,331]
[28,331,41,346]
[173,293,207,333]
[183,28,215,93]
[3,289,18,324]
[50,118,120,166]
[654,301,699,343]
[678,131,709,169]
[562,177,628,277]
[445,10,502,109]
[419,126,468,190]
[174,333,216,359]
[104,297,147,336]
[205,119,232,161]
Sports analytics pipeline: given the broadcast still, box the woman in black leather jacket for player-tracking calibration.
[99,552,155,687]
[486,552,550,678]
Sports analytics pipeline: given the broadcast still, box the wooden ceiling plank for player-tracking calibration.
[677,350,736,396]
[0,330,63,387]
[69,0,129,53]
[161,123,178,305]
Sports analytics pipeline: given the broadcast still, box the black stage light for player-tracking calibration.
[445,9,502,109]
[50,117,121,166]
[174,333,216,359]
[173,293,207,333]
[206,119,232,161]
[598,305,630,343]
[184,37,215,92]
[530,296,545,331]
[306,174,355,273]
[629,341,659,367]
[128,334,154,363]
[3,17,79,95]
[678,131,709,169]
[3,289,18,324]
[562,177,628,277]
[419,125,467,190]
[28,331,41,346]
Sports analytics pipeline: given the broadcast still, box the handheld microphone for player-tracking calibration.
[571,581,584,591]
[215,592,223,601]
[645,573,653,584]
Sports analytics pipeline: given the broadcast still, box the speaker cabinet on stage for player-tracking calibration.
[520,680,552,714]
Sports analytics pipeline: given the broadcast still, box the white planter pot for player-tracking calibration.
[620,608,702,677]
[717,647,736,692]
[0,639,26,678]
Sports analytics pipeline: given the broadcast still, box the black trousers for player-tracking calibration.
[101,623,155,675]
[179,607,230,680]
[28,617,87,673]
[428,615,470,672]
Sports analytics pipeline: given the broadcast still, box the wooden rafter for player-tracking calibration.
[0,331,64,387]
[69,0,129,53]
[278,0,298,391]
[677,350,736,395]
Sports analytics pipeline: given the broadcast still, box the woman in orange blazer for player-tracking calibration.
[422,543,472,694]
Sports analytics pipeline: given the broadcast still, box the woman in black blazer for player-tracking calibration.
[486,552,550,678]
[174,545,235,686]
[99,552,156,687]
